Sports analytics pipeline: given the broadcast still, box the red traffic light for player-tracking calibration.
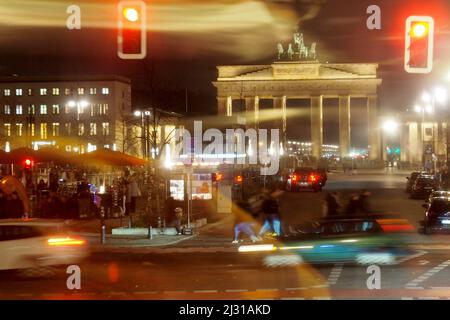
[404,16,434,74]
[117,1,147,60]
[23,158,33,168]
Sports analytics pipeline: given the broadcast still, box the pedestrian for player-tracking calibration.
[175,207,184,234]
[258,185,284,237]
[0,190,7,219]
[127,173,141,215]
[323,192,340,218]
[346,193,360,215]
[165,196,177,227]
[232,201,261,244]
[358,190,372,214]
[8,192,24,218]
[425,160,433,173]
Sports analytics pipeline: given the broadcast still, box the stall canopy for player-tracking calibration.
[74,149,147,167]
[0,147,73,165]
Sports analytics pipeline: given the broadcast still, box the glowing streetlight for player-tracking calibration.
[382,119,399,134]
[68,100,76,108]
[422,92,431,103]
[434,87,447,104]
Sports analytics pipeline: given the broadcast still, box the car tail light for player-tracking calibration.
[377,219,415,233]
[48,237,86,246]
[291,174,298,182]
[308,175,317,182]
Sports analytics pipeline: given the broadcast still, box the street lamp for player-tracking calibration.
[134,109,152,159]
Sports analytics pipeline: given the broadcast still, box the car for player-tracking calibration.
[421,197,450,234]
[425,190,450,204]
[286,167,325,192]
[238,215,414,267]
[0,219,89,277]
[410,174,438,199]
[406,171,426,193]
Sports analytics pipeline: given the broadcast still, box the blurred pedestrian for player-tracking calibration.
[346,193,360,215]
[232,201,260,244]
[165,196,177,227]
[323,192,340,218]
[126,173,141,215]
[258,186,284,237]
[358,190,372,214]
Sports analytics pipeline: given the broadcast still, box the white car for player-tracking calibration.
[0,219,89,277]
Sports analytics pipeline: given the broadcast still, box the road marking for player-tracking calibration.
[285,287,307,291]
[431,287,450,290]
[418,260,429,265]
[224,289,248,293]
[401,297,414,300]
[163,290,187,294]
[406,259,450,288]
[280,297,306,300]
[418,297,440,300]
[134,291,158,295]
[327,263,344,285]
[255,288,279,292]
[396,250,427,264]
[193,290,218,293]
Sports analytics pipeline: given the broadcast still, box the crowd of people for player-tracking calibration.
[0,171,143,220]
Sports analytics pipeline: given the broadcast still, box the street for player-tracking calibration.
[2,171,450,300]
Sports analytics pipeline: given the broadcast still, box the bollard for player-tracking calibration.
[101,223,106,244]
[148,226,153,240]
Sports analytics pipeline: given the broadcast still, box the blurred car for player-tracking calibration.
[425,190,450,203]
[0,219,89,277]
[410,174,438,199]
[421,197,450,234]
[286,167,325,192]
[239,215,414,267]
[406,171,426,193]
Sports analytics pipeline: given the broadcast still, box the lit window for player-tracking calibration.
[4,124,11,137]
[16,105,23,115]
[65,123,71,135]
[66,145,72,152]
[90,123,97,136]
[91,104,95,116]
[52,104,60,114]
[40,88,47,96]
[102,122,110,136]
[28,123,35,137]
[40,104,47,115]
[78,123,84,136]
[52,88,60,96]
[52,123,60,137]
[40,123,48,139]
[100,104,109,115]
[4,89,10,96]
[78,88,85,95]
[28,89,33,96]
[28,105,35,115]
[4,105,11,115]
[101,87,109,95]
[65,88,71,96]
[16,89,23,96]
[16,123,23,136]
[89,88,97,95]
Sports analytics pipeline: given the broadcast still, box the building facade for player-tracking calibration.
[0,75,135,154]
[213,61,382,161]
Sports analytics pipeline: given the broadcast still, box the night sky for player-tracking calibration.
[0,0,449,147]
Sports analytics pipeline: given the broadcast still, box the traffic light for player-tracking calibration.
[23,158,33,169]
[404,16,434,74]
[234,175,243,184]
[117,1,147,60]
[212,172,223,182]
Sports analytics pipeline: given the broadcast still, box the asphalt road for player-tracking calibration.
[2,170,450,300]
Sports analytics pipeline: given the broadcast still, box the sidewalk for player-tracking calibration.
[65,214,233,251]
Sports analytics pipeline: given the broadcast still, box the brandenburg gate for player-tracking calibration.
[213,32,382,161]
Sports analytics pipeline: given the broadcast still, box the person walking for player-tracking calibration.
[127,173,141,216]
[258,186,284,237]
[358,190,372,214]
[232,201,261,244]
[346,193,360,215]
[323,192,340,218]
